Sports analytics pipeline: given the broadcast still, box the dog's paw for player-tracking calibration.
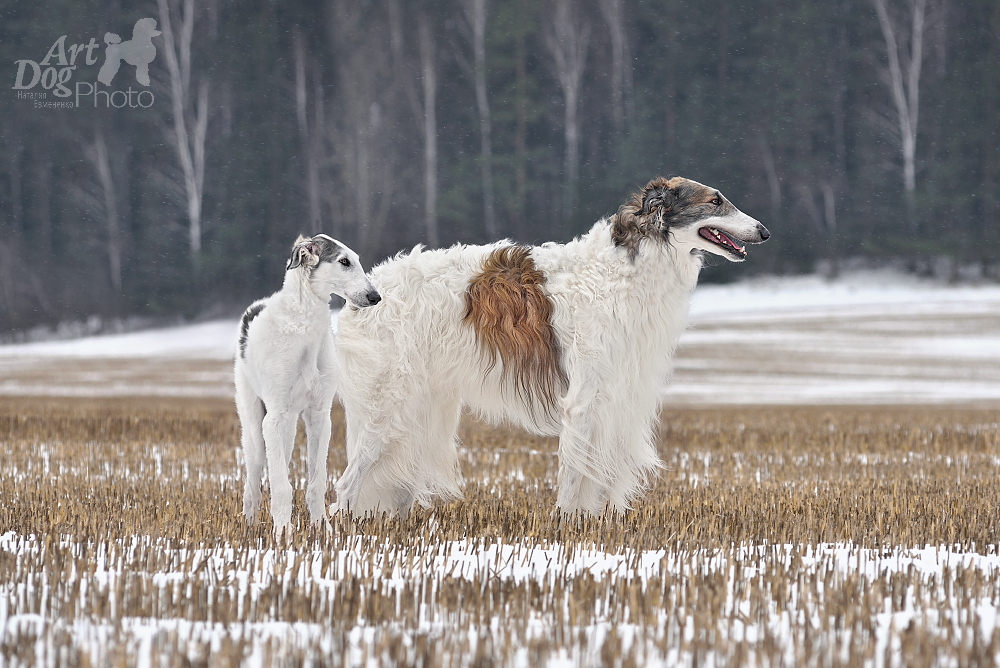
[311,517,333,533]
[272,522,294,543]
[242,500,260,524]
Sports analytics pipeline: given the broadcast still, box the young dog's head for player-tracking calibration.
[286,234,381,307]
[612,176,769,261]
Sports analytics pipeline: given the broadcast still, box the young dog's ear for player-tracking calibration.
[286,236,319,270]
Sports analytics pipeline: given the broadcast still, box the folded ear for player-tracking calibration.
[286,236,318,270]
[640,183,677,216]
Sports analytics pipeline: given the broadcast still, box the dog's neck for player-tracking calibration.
[621,230,704,296]
[596,225,705,358]
[276,267,329,320]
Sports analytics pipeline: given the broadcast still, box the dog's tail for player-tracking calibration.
[104,32,121,45]
[463,245,567,421]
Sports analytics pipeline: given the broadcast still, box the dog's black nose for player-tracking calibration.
[757,223,770,241]
[367,291,381,305]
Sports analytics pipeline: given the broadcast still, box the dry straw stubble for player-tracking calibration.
[3,398,1000,665]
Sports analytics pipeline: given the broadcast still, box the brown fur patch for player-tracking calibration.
[464,246,567,417]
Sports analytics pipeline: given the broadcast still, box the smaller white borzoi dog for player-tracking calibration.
[235,234,380,537]
[333,176,769,517]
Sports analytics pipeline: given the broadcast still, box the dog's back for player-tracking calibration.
[337,243,565,432]
[237,299,268,362]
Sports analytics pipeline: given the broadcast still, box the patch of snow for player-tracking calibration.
[690,269,1000,318]
[0,270,998,404]
[4,533,1000,667]
[0,320,242,360]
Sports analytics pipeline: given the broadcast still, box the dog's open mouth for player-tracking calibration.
[699,227,747,259]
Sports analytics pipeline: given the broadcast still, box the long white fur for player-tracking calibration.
[235,235,378,538]
[334,187,765,516]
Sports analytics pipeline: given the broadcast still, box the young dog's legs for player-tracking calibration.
[262,409,298,538]
[303,404,332,527]
[235,375,267,523]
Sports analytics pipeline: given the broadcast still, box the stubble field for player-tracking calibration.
[3,397,1000,667]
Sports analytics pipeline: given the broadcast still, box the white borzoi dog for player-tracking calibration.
[235,234,380,537]
[333,176,769,516]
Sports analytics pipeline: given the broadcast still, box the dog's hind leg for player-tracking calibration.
[333,423,406,516]
[235,370,266,523]
[262,409,298,538]
[556,374,614,515]
[303,403,333,528]
[335,394,462,517]
[334,386,409,516]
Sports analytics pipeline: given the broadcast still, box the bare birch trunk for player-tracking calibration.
[462,0,497,239]
[390,2,439,247]
[665,0,678,160]
[330,0,396,258]
[756,131,782,230]
[8,133,23,245]
[718,0,730,90]
[599,0,632,142]
[157,0,209,260]
[546,0,590,220]
[873,0,926,231]
[985,5,1000,234]
[31,149,52,259]
[515,24,528,237]
[419,18,439,247]
[294,29,322,233]
[90,131,122,296]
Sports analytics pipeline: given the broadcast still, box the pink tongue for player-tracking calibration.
[717,230,737,248]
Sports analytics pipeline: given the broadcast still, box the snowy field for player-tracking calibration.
[3,271,1000,667]
[5,533,1000,667]
[1,269,999,405]
[3,401,1000,667]
[674,270,1000,405]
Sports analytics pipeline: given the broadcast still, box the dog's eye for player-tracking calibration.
[339,257,351,267]
[712,195,722,206]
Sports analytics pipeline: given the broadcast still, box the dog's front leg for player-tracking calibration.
[262,410,297,538]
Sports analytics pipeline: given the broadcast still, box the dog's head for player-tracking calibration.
[132,18,161,41]
[611,176,769,261]
[286,234,381,308]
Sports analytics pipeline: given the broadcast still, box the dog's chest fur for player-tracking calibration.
[240,295,333,407]
[534,222,701,367]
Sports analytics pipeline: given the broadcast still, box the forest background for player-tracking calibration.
[0,0,995,332]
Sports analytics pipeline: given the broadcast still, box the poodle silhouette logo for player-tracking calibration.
[98,18,161,86]
[12,19,160,109]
